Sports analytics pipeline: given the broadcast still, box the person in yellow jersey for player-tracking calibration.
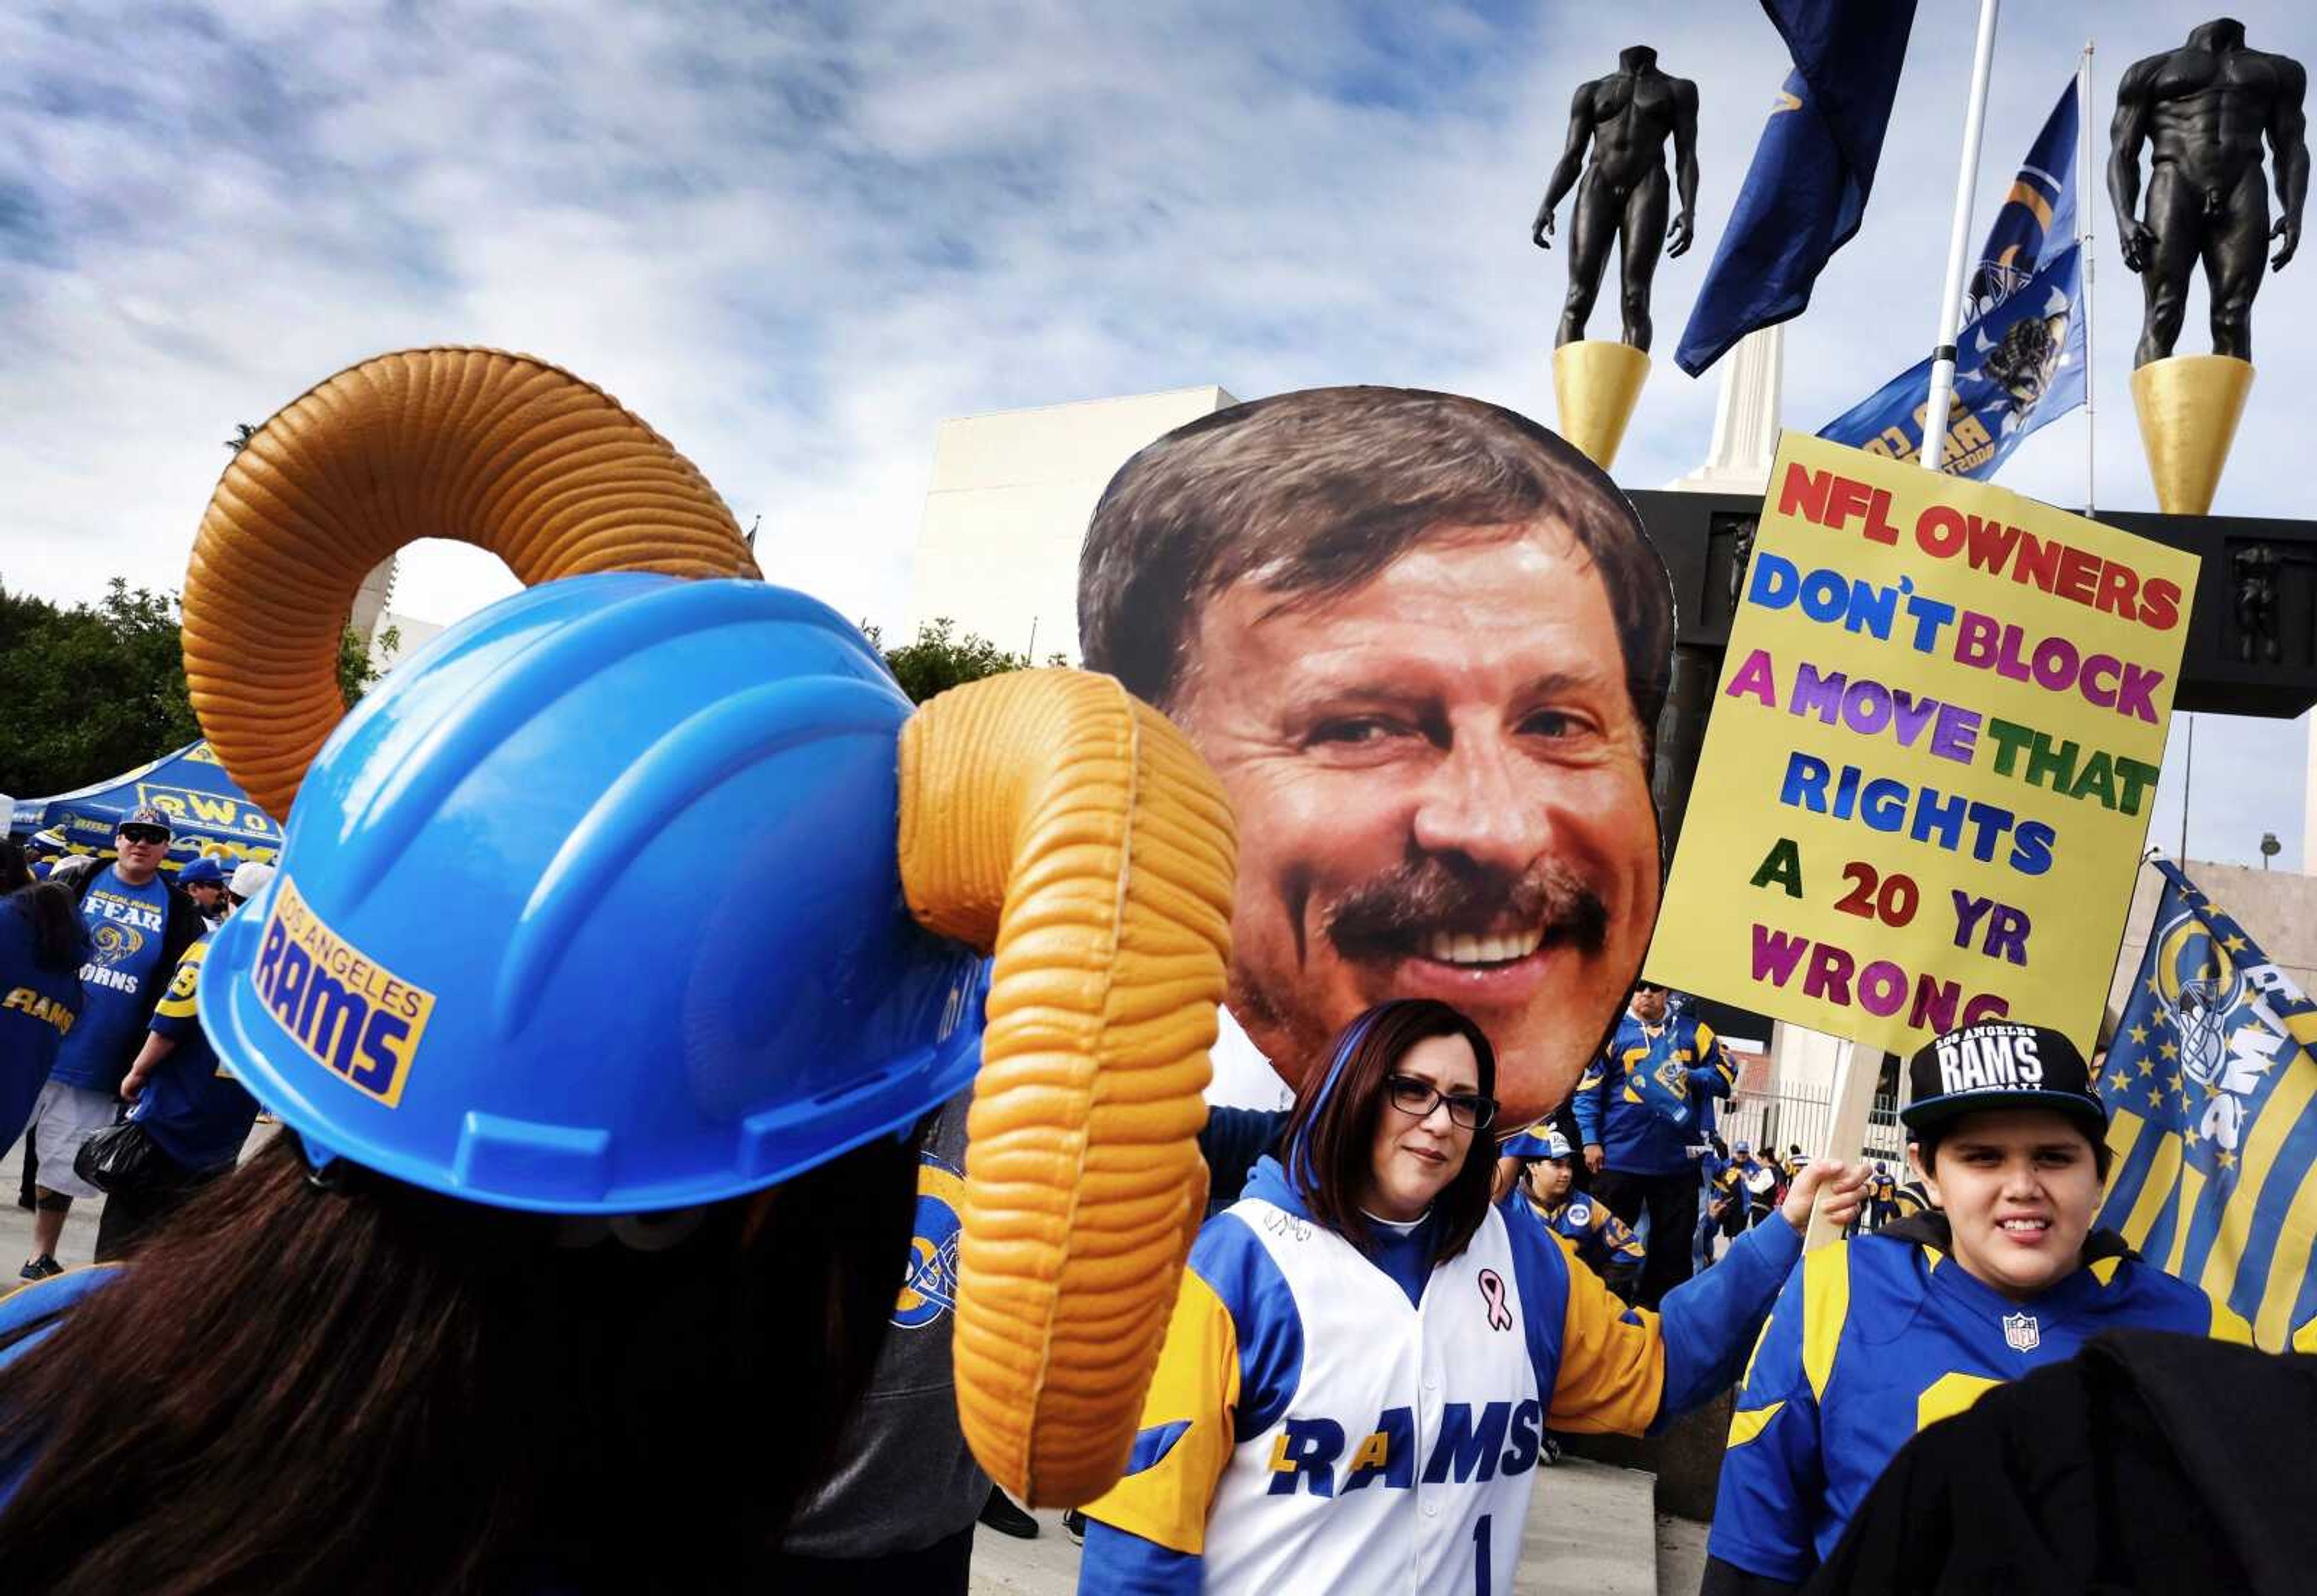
[1081,999,1864,1593]
[1703,1019,2252,1594]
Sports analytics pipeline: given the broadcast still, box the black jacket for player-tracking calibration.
[1801,1329,2317,1594]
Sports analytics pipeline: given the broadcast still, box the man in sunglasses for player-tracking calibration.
[176,856,230,925]
[1573,981,1736,1306]
[21,807,206,1279]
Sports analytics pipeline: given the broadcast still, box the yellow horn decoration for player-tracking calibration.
[898,670,1237,1506]
[182,347,759,821]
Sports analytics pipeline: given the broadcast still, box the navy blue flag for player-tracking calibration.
[2097,860,2317,1351]
[1819,77,2085,477]
[1674,0,1920,377]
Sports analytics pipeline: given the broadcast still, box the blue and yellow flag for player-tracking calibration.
[1967,75,2079,314]
[1819,76,2086,478]
[1674,0,1920,377]
[2098,860,2317,1351]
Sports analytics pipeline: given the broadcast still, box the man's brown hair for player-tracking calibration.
[1077,385,1676,743]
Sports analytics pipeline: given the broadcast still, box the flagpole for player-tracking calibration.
[1919,0,2003,474]
[2080,41,2097,514]
[2179,713,2195,863]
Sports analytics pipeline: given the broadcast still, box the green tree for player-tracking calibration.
[0,576,389,800]
[860,617,1064,705]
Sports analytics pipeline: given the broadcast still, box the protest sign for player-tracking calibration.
[1651,432,2198,1054]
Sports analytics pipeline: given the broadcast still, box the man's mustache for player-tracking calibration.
[1321,857,1609,958]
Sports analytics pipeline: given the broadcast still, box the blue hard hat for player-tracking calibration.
[179,857,228,887]
[1502,1128,1572,1162]
[201,574,986,1215]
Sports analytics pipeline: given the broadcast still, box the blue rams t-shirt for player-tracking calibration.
[0,898,85,1149]
[132,935,259,1173]
[48,868,172,1093]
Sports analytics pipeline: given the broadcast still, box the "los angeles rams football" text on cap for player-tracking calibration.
[1900,1020,2106,1139]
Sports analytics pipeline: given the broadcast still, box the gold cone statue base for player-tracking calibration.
[2131,353,2254,515]
[1553,341,1651,471]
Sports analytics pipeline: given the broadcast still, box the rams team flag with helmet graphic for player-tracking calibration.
[1818,73,2087,478]
[2099,860,2317,1352]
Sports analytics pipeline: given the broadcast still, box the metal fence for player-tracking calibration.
[1718,1079,1910,1169]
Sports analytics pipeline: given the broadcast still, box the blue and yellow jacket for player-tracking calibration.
[1574,1012,1735,1175]
[1079,1154,1803,1592]
[1537,1193,1645,1284]
[1890,1178,1933,1219]
[1707,1214,2251,1585]
[1701,1152,1743,1218]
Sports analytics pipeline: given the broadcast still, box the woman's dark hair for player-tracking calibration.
[9,883,87,971]
[0,839,30,895]
[1282,999,1499,1265]
[1913,1114,2114,1184]
[0,1127,918,1594]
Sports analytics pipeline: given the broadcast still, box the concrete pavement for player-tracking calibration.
[970,1454,1673,1595]
[0,1134,104,1291]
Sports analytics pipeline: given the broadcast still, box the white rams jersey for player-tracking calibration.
[1080,1156,1805,1594]
[1201,1197,1537,1594]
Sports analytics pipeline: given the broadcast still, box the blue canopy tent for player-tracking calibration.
[11,740,282,873]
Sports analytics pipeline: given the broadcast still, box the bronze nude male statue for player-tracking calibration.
[2109,17,2308,367]
[1532,45,1700,351]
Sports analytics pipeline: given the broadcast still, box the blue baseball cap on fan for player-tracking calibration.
[1502,1128,1572,1162]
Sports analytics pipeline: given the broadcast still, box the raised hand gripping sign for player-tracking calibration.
[1651,433,2197,1056]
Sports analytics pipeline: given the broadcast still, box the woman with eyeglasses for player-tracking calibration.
[1077,999,1865,1594]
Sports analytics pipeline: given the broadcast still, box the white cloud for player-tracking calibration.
[2,0,2311,866]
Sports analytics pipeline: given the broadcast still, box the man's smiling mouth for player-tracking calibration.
[1420,926,1547,966]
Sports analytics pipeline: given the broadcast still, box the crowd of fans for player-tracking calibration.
[1,811,271,1274]
[0,818,2290,1592]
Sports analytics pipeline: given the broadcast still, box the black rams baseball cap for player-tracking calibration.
[1901,1020,2105,1139]
[121,806,174,838]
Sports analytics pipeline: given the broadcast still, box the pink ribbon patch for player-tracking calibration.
[1477,1267,1513,1331]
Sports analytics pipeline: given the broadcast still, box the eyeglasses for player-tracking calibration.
[119,828,170,847]
[1384,1074,1498,1130]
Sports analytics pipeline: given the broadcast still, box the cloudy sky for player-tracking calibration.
[4,0,2312,868]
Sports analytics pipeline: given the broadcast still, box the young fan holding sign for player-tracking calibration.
[1700,1020,2251,1593]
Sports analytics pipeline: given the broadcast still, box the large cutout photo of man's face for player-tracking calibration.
[1079,387,1674,1124]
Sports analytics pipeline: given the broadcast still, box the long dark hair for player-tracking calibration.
[0,1128,917,1594]
[8,882,87,971]
[1281,999,1499,1264]
[0,839,30,894]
